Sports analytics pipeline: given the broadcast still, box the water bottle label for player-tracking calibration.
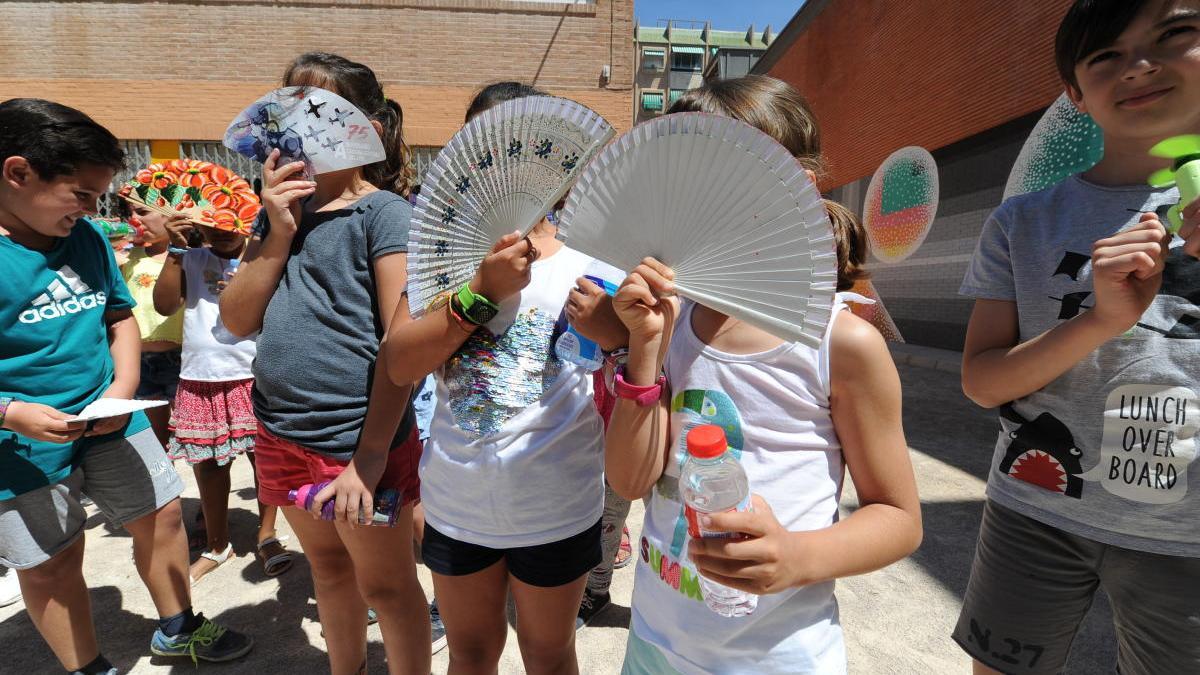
[554,326,603,370]
[685,494,752,539]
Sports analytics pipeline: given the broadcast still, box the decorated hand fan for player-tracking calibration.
[118,159,261,235]
[407,95,614,316]
[846,279,904,343]
[558,113,838,347]
[1004,92,1103,201]
[863,146,939,264]
[224,86,386,177]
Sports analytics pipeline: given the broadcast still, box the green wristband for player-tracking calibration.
[456,283,500,325]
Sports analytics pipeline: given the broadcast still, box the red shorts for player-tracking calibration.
[254,426,422,509]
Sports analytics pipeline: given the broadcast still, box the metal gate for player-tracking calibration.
[97,140,151,218]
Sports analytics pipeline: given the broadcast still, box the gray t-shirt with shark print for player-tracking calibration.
[961,174,1199,557]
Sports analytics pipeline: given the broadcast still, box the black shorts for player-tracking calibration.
[422,520,602,588]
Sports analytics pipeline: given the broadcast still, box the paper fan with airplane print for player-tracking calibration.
[863,146,939,264]
[118,159,261,235]
[1004,92,1103,201]
[407,95,614,316]
[224,86,386,178]
[557,113,838,346]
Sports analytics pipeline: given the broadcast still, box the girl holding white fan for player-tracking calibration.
[382,82,627,675]
[604,76,923,675]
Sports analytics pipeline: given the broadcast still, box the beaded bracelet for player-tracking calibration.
[0,397,13,430]
[446,295,478,333]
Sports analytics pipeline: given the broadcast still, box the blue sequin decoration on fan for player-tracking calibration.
[445,307,565,438]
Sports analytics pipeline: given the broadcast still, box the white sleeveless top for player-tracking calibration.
[629,299,848,675]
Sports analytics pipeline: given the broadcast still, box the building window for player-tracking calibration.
[642,47,665,72]
[641,91,664,112]
[669,89,685,105]
[671,46,704,72]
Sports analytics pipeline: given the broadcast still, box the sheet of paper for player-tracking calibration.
[65,398,168,423]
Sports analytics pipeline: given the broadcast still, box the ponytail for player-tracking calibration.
[824,199,870,291]
[283,52,415,198]
[366,98,416,198]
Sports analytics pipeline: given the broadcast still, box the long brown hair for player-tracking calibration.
[668,75,869,291]
[283,52,416,198]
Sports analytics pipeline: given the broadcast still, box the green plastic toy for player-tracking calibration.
[1148,135,1200,234]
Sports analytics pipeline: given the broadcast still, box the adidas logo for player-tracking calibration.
[19,265,107,324]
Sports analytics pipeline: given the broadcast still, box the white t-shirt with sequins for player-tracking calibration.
[419,246,606,548]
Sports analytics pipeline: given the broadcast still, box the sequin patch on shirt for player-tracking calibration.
[445,307,564,438]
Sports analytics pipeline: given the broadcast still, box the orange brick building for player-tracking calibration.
[0,0,633,191]
[756,0,1077,350]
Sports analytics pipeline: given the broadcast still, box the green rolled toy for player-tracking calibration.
[1148,135,1200,234]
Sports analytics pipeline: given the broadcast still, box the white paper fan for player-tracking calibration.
[1004,92,1103,201]
[558,113,838,346]
[407,96,614,316]
[224,86,386,177]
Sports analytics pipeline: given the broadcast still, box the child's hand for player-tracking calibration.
[566,277,628,351]
[2,401,86,444]
[470,231,536,303]
[687,494,809,595]
[261,149,316,238]
[163,214,196,249]
[309,449,386,526]
[613,258,678,343]
[1089,213,1168,334]
[85,413,130,437]
[1180,197,1200,259]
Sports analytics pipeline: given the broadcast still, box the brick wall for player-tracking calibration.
[0,0,633,142]
[763,0,1073,190]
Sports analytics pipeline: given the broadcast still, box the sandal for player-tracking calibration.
[613,525,633,569]
[256,536,295,578]
[189,543,234,585]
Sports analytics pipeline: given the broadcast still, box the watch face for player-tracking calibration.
[468,302,499,325]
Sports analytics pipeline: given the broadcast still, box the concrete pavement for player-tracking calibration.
[0,359,1117,673]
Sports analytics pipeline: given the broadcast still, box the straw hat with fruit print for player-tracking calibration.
[118,159,261,236]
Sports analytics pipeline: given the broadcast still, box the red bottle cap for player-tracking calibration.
[686,424,728,459]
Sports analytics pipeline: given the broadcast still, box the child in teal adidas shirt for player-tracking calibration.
[0,98,252,674]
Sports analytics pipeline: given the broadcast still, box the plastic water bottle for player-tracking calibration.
[679,424,758,617]
[288,481,404,527]
[223,257,241,282]
[554,261,621,371]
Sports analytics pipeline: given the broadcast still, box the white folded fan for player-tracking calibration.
[66,398,168,423]
[557,113,838,347]
[407,95,614,316]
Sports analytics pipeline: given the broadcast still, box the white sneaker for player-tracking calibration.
[0,568,21,608]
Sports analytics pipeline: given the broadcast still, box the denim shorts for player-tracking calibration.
[136,348,182,400]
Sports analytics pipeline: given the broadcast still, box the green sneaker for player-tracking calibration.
[150,614,253,663]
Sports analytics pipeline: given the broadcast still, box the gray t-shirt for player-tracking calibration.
[961,175,1199,557]
[252,190,415,459]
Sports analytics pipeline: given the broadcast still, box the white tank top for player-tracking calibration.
[630,298,848,675]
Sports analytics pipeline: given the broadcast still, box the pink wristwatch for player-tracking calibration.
[613,368,666,406]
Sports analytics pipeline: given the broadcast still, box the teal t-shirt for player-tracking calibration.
[0,219,150,500]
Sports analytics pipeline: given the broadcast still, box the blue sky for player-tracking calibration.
[634,0,804,33]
